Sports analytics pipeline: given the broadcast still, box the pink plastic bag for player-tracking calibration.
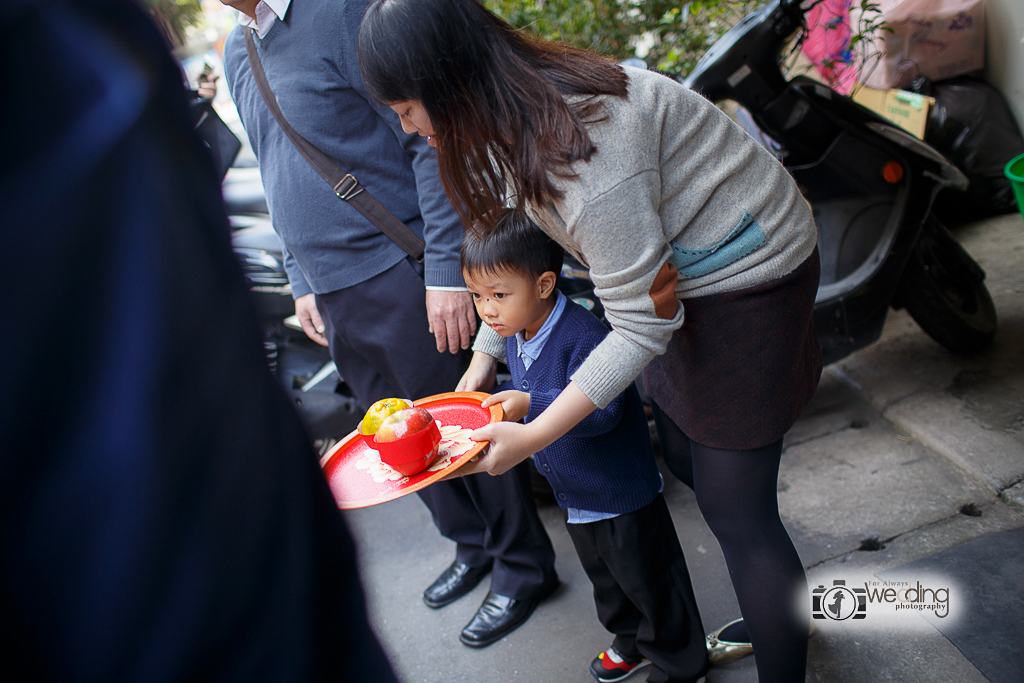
[856,0,986,90]
[801,0,858,95]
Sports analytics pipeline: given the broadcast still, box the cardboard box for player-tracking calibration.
[852,85,935,139]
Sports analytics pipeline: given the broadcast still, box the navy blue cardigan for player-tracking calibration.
[504,300,662,514]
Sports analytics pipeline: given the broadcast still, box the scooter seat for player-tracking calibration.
[222,166,269,215]
[231,222,283,254]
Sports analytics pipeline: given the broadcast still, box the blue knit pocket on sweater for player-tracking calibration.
[669,211,766,278]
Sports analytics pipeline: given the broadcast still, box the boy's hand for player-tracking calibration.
[482,390,530,423]
[456,351,498,392]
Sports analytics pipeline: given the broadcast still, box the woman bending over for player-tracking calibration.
[359,1,822,680]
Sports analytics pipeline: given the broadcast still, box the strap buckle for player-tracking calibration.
[334,174,364,201]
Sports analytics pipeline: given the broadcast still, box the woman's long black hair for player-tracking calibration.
[358,0,628,233]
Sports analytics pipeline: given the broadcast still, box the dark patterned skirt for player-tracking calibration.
[642,248,822,451]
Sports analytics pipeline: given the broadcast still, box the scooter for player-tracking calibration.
[681,0,997,363]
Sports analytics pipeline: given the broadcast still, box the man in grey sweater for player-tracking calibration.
[222,0,557,648]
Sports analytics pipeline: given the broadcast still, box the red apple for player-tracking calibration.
[374,407,435,442]
[373,407,442,476]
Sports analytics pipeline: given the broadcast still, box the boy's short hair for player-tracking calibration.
[461,210,564,281]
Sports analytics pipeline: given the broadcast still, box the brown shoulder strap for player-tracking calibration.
[244,29,425,261]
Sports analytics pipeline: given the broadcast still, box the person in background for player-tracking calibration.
[196,62,219,100]
[462,213,706,682]
[0,0,396,679]
[220,0,557,649]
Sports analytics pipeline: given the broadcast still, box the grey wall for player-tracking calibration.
[986,0,1024,133]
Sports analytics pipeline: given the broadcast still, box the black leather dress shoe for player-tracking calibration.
[422,560,491,609]
[459,585,556,648]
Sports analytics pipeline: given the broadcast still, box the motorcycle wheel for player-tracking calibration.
[895,217,997,355]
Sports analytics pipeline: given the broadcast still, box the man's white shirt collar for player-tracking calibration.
[238,0,291,38]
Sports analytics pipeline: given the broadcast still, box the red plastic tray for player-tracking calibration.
[320,391,501,509]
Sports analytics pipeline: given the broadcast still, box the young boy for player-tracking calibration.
[461,212,708,683]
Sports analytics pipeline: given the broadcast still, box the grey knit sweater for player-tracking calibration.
[473,66,817,408]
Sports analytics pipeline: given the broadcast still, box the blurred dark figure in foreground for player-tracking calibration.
[0,1,399,681]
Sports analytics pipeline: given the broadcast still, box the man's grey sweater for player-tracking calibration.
[223,0,465,298]
[474,67,817,408]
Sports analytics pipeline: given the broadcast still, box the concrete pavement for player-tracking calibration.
[342,212,1024,683]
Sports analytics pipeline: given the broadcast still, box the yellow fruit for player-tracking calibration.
[360,398,412,435]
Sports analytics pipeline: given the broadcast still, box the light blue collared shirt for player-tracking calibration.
[515,291,566,371]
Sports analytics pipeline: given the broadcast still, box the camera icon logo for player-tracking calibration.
[813,580,867,620]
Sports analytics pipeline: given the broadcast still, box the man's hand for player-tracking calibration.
[456,352,498,393]
[482,390,530,423]
[425,290,476,353]
[295,293,329,346]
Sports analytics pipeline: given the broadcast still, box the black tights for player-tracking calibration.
[651,402,808,683]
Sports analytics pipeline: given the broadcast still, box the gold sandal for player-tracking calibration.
[706,618,816,664]
[705,618,752,664]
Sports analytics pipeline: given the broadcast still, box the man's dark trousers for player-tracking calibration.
[315,257,556,599]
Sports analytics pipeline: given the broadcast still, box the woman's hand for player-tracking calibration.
[456,351,498,392]
[457,421,545,477]
[482,390,530,423]
[451,381,598,478]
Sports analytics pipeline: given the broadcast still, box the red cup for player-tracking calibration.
[373,420,442,476]
[359,432,377,450]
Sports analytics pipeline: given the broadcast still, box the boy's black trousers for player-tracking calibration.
[566,493,708,682]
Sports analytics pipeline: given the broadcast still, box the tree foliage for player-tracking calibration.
[141,0,204,46]
[485,0,768,77]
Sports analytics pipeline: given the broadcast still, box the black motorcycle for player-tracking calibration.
[681,0,997,363]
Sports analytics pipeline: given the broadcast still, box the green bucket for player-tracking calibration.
[1005,152,1024,219]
